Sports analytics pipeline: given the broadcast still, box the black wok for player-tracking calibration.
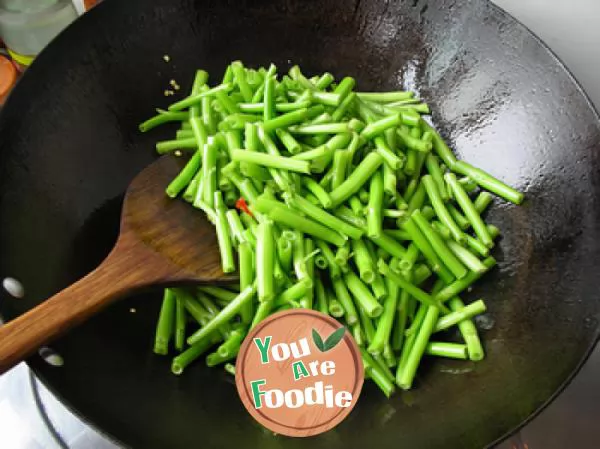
[1,0,599,448]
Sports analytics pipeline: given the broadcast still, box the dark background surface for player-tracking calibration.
[0,0,599,448]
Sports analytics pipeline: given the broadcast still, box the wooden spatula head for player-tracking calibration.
[0,156,238,373]
[120,156,237,284]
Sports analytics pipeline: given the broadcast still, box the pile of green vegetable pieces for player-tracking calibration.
[140,61,524,397]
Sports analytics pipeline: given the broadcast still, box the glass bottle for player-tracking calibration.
[0,0,78,70]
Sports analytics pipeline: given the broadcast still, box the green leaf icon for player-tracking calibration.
[323,327,346,351]
[312,329,326,352]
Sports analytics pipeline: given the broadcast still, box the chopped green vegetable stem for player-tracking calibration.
[143,63,523,393]
[426,342,468,359]
[154,289,176,355]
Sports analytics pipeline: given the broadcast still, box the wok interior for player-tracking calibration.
[0,0,599,448]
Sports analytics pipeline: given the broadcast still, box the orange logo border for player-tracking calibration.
[235,309,364,437]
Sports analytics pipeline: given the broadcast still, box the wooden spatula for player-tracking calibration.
[0,156,237,374]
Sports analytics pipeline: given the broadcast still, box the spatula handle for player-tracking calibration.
[0,243,174,374]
